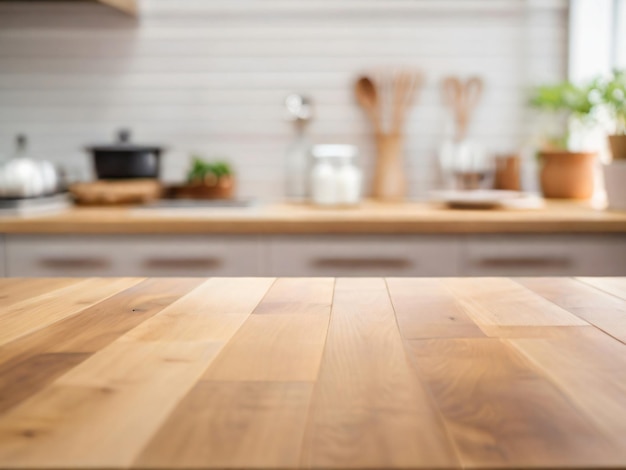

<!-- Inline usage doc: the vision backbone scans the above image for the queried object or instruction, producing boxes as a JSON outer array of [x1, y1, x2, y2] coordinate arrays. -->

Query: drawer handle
[[312, 257, 413, 269], [474, 256, 572, 268], [143, 258, 222, 270], [39, 258, 110, 269]]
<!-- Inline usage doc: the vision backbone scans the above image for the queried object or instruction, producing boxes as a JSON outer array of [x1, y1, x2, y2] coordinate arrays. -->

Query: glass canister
[[310, 145, 361, 207]]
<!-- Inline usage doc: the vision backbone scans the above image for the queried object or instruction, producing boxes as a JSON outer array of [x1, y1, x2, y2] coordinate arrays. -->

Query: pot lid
[[86, 129, 164, 153]]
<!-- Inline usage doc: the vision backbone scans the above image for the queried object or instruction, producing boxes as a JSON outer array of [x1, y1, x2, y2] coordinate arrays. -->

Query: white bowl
[[603, 161, 626, 211]]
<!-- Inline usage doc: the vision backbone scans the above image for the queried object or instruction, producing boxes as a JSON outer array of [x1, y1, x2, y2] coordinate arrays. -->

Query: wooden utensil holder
[[373, 133, 407, 200]]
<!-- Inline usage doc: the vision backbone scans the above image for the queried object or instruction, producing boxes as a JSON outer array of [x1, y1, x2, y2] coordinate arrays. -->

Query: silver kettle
[[0, 135, 61, 198]]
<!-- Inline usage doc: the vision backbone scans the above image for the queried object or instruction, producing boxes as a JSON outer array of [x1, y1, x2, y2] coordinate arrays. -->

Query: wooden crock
[[539, 151, 596, 199], [373, 133, 407, 201]]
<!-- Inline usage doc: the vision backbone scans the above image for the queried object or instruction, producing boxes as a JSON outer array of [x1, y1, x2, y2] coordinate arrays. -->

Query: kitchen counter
[[0, 200, 625, 234], [0, 276, 625, 469]]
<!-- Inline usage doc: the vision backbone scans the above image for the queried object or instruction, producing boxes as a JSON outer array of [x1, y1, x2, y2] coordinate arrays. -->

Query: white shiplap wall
[[0, 0, 567, 199]]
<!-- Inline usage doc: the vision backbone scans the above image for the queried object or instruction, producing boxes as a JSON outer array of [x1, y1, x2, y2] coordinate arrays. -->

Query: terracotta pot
[[608, 135, 626, 160], [168, 175, 236, 199], [539, 151, 596, 199]]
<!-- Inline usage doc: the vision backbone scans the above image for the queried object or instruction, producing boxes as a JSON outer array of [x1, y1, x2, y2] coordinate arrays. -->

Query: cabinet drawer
[[462, 235, 626, 276], [6, 235, 264, 277], [120, 236, 263, 276], [268, 235, 460, 277]]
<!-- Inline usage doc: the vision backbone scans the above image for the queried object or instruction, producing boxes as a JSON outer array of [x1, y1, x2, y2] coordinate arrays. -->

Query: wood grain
[[0, 277, 143, 346], [405, 337, 626, 468], [577, 277, 626, 300], [137, 381, 314, 469], [202, 278, 332, 381], [0, 278, 204, 414], [251, 277, 334, 315], [0, 278, 273, 468], [508, 328, 626, 449], [386, 278, 485, 339], [0, 277, 625, 469], [300, 278, 459, 469], [441, 277, 588, 328], [517, 277, 626, 343], [0, 278, 82, 309]]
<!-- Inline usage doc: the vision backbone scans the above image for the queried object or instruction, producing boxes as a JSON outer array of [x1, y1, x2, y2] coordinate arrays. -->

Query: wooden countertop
[[1, 200, 626, 234], [1, 277, 626, 469]]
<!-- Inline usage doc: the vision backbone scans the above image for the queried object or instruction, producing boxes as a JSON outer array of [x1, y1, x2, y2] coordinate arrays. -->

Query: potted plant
[[530, 80, 599, 199], [597, 70, 626, 210], [170, 157, 235, 199], [598, 69, 626, 160]]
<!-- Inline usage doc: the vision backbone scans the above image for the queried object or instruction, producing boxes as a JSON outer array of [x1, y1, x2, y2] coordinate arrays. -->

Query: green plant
[[187, 156, 233, 183], [598, 69, 626, 134], [529, 80, 600, 150]]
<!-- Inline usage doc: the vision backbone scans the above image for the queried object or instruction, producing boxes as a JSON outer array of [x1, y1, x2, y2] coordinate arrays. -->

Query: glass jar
[[310, 145, 361, 207]]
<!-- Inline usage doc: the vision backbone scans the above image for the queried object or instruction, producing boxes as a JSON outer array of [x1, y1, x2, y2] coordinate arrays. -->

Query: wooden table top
[[1, 277, 626, 469], [1, 200, 626, 234]]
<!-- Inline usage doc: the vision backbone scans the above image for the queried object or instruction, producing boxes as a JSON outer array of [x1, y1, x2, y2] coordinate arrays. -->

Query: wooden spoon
[[459, 76, 484, 138], [441, 76, 465, 140], [355, 76, 381, 133]]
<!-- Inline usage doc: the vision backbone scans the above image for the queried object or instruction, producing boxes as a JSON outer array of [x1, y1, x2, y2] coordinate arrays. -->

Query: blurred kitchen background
[[0, 0, 570, 199]]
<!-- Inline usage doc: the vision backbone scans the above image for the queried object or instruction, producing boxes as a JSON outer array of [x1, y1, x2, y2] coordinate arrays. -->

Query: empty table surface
[[0, 277, 625, 469]]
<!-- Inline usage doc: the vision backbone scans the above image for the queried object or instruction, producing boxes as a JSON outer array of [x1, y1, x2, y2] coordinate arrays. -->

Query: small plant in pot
[[171, 157, 235, 199], [598, 69, 626, 160], [530, 80, 599, 199], [597, 69, 626, 210]]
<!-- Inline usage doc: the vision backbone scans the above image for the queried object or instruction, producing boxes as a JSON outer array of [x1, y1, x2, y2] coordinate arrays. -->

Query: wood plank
[[136, 278, 331, 467], [136, 381, 313, 469], [0, 278, 274, 468], [509, 328, 626, 436], [386, 278, 485, 339], [300, 278, 459, 469], [201, 314, 329, 382], [0, 352, 90, 416], [517, 277, 626, 343], [251, 277, 334, 315], [202, 278, 332, 382], [0, 278, 83, 309], [121, 277, 276, 343], [0, 277, 143, 346], [441, 278, 589, 328], [0, 278, 204, 414], [405, 337, 626, 468], [577, 277, 626, 300], [508, 327, 626, 447]]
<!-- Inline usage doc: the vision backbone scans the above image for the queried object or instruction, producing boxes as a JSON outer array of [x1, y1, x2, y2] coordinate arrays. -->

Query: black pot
[[86, 129, 164, 179]]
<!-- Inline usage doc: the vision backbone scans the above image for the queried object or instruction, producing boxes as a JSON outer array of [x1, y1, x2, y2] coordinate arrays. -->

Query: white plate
[[430, 190, 543, 209]]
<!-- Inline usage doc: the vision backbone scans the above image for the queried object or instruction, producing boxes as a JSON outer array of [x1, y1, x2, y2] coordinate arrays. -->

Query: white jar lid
[[311, 144, 358, 159]]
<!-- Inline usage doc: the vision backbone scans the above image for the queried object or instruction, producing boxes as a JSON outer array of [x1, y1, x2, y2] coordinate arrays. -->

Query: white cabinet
[[267, 235, 461, 277], [461, 235, 626, 276], [4, 233, 626, 278], [6, 235, 264, 277]]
